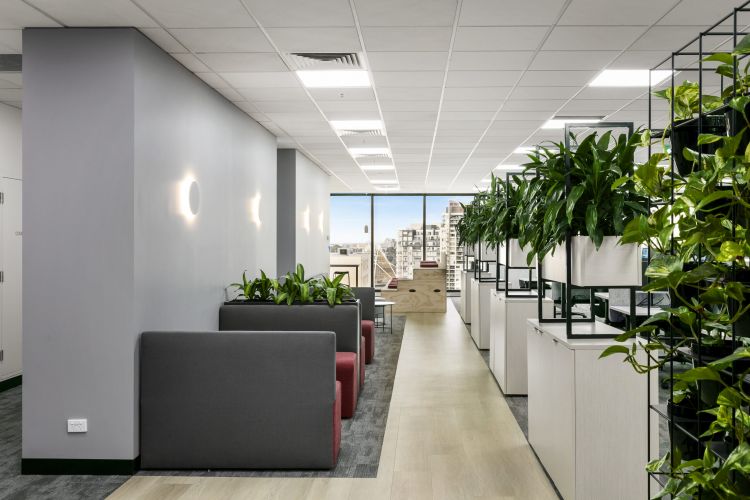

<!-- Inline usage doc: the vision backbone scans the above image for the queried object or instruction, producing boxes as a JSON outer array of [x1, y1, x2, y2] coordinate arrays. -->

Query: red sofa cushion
[[335, 352, 358, 418], [420, 260, 438, 267], [360, 335, 366, 387], [361, 320, 375, 364], [387, 278, 399, 289], [332, 381, 342, 466]]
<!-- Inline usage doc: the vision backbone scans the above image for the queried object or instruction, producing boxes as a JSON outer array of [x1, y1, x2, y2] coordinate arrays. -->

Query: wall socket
[[67, 419, 88, 433]]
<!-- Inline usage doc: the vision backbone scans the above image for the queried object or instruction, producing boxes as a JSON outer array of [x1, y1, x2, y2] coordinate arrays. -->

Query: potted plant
[[653, 80, 725, 176], [487, 174, 536, 267], [521, 130, 649, 286]]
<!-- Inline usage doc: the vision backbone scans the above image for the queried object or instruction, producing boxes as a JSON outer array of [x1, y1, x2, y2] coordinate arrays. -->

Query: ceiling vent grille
[[288, 52, 363, 71], [339, 129, 383, 137]]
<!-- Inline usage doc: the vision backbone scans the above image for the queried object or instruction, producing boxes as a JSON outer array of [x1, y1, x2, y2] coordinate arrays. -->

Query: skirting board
[[22, 457, 140, 475], [0, 374, 21, 393]]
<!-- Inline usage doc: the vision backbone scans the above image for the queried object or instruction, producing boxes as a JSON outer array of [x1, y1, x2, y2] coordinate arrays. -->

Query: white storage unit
[[489, 290, 552, 395], [526, 319, 656, 500], [469, 278, 495, 349], [0, 177, 22, 384], [542, 236, 642, 287], [459, 270, 470, 323]]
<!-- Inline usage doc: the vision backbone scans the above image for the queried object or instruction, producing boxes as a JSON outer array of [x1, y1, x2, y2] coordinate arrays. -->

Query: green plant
[[653, 81, 723, 122], [229, 264, 354, 307], [520, 130, 649, 262]]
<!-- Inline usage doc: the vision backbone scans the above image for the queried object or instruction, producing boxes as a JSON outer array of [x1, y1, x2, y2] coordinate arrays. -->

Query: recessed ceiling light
[[330, 120, 384, 133], [513, 146, 536, 154], [370, 179, 399, 185], [480, 177, 491, 183], [542, 117, 603, 129], [297, 70, 370, 88], [349, 147, 390, 157], [361, 164, 395, 171], [374, 185, 400, 192], [494, 164, 521, 171], [589, 69, 672, 87]]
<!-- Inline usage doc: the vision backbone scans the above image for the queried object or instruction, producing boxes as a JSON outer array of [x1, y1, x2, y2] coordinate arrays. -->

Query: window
[[373, 196, 422, 287], [328, 196, 371, 287], [426, 196, 473, 291]]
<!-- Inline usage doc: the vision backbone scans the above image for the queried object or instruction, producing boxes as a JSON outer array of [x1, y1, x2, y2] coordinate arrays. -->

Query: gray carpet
[[0, 316, 406, 498]]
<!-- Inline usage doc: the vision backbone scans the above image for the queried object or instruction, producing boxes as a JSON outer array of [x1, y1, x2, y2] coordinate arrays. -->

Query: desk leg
[[389, 305, 393, 334]]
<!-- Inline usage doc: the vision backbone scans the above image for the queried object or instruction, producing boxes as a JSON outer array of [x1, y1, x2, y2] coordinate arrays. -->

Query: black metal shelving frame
[[536, 121, 640, 339], [474, 236, 498, 284], [496, 171, 535, 297], [645, 4, 750, 495]]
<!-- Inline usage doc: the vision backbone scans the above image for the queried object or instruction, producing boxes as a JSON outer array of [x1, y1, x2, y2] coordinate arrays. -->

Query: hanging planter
[[499, 238, 536, 267], [542, 236, 642, 287]]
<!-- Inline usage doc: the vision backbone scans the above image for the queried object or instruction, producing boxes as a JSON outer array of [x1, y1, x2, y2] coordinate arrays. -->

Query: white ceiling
[[0, 0, 747, 192]]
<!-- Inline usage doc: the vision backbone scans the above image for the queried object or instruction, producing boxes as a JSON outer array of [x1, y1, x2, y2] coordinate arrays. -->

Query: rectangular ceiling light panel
[[297, 70, 371, 88]]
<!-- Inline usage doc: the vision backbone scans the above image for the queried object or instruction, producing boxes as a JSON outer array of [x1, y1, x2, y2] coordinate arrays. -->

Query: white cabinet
[[0, 177, 21, 383], [489, 290, 552, 395], [469, 278, 494, 349], [459, 271, 470, 323], [526, 320, 656, 500]]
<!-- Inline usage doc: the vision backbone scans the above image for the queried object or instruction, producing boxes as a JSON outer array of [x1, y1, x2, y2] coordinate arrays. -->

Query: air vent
[[339, 129, 383, 137], [288, 52, 363, 71], [0, 55, 21, 72]]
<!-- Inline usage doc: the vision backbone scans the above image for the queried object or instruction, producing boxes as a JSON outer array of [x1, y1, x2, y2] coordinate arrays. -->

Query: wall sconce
[[179, 175, 199, 221], [248, 191, 262, 228], [302, 205, 310, 234]]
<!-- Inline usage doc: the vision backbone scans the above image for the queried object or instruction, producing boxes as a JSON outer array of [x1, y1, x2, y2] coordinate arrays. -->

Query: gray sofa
[[352, 287, 375, 322], [140, 330, 340, 470]]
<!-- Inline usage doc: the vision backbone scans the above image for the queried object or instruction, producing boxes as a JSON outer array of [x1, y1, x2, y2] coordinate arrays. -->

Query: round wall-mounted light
[[179, 175, 200, 221]]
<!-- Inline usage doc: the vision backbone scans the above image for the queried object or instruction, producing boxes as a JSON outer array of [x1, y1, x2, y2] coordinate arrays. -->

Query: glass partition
[[329, 196, 371, 287]]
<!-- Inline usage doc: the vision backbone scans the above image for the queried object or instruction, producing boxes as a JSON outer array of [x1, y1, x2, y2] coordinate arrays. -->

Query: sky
[[330, 195, 473, 245]]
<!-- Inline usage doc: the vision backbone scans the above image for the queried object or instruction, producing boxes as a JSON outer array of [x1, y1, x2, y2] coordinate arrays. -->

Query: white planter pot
[[478, 242, 497, 261], [498, 239, 536, 268], [542, 236, 642, 287]]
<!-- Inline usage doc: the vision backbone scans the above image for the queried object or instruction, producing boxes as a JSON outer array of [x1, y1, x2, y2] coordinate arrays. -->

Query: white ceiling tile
[[543, 26, 645, 51], [0, 1, 58, 28], [450, 51, 534, 70], [170, 53, 210, 72], [27, 0, 158, 27], [198, 52, 287, 72], [438, 119, 489, 130], [380, 100, 439, 111], [317, 100, 380, 113], [266, 27, 361, 52], [140, 28, 187, 53], [502, 99, 566, 111], [558, 0, 669, 26], [629, 26, 706, 51], [442, 87, 512, 100], [171, 28, 273, 53], [135, 0, 256, 28], [341, 135, 388, 147], [608, 50, 673, 69], [440, 111, 495, 120], [459, 0, 567, 26], [216, 86, 244, 101], [244, 0, 354, 27], [236, 86, 308, 101], [657, 0, 745, 26], [367, 51, 448, 71], [377, 87, 443, 100], [560, 99, 632, 113], [575, 86, 647, 100], [509, 85, 580, 100], [494, 110, 553, 120], [308, 88, 376, 101], [355, 0, 457, 26], [441, 100, 502, 111], [0, 30, 22, 53], [194, 72, 227, 87], [530, 50, 620, 71], [254, 100, 318, 113], [518, 70, 596, 87], [361, 27, 452, 51], [453, 27, 549, 51], [219, 71, 297, 87], [373, 71, 445, 87], [325, 109, 381, 120], [446, 70, 522, 87], [384, 111, 438, 121]]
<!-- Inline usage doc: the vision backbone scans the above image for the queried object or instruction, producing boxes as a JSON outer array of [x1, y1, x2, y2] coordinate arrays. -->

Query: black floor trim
[[0, 375, 21, 393], [21, 457, 140, 475]]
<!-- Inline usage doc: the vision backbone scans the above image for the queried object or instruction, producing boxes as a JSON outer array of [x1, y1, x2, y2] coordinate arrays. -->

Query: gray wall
[[276, 149, 296, 276], [276, 149, 330, 277], [23, 28, 277, 461]]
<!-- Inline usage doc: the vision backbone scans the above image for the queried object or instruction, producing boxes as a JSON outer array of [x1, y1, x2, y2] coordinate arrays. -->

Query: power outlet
[[67, 419, 88, 433]]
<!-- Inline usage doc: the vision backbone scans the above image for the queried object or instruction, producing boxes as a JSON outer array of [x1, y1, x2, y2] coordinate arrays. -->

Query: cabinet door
[[527, 325, 550, 464], [0, 178, 21, 380], [549, 337, 575, 500]]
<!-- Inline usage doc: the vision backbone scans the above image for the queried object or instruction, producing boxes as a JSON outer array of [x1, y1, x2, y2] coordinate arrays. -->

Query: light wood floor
[[109, 303, 558, 500]]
